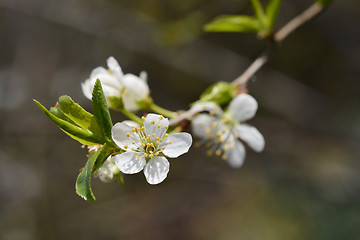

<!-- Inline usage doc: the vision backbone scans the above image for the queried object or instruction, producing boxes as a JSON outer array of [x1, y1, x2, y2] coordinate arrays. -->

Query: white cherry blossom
[[191, 94, 264, 168], [81, 56, 150, 111], [94, 157, 119, 183], [111, 113, 192, 184]]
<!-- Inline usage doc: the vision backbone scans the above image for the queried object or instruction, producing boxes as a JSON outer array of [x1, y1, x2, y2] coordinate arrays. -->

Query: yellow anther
[[135, 156, 139, 159], [157, 124, 161, 128], [156, 137, 160, 141], [155, 152, 159, 156], [124, 145, 128, 149], [132, 147, 135, 151], [144, 153, 148, 157], [142, 143, 146, 147], [156, 141, 160, 145], [132, 128, 136, 132], [152, 133, 155, 137], [149, 150, 153, 154], [149, 154, 154, 158], [146, 137, 150, 141], [150, 143, 154, 147], [159, 115, 164, 120], [165, 133, 169, 138], [147, 143, 151, 147], [164, 126, 168, 130], [132, 141, 135, 144], [147, 135, 151, 138], [169, 141, 173, 144], [215, 149, 221, 156], [162, 146, 166, 150], [142, 137, 145, 141], [127, 133, 130, 137], [216, 130, 222, 136], [151, 121, 155, 125], [222, 155, 227, 160], [205, 128, 211, 134], [141, 116, 145, 121], [206, 150, 213, 156], [141, 126, 145, 131]]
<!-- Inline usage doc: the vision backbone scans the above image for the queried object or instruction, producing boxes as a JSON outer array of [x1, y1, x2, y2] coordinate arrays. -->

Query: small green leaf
[[75, 144, 113, 201], [204, 15, 261, 32], [251, 0, 267, 24], [192, 81, 237, 106], [92, 79, 113, 141], [58, 96, 102, 137], [316, 0, 333, 6], [34, 100, 103, 144], [265, 0, 281, 30], [92, 144, 116, 174]]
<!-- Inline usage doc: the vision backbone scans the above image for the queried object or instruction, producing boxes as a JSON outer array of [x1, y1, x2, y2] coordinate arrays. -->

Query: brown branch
[[170, 2, 326, 126]]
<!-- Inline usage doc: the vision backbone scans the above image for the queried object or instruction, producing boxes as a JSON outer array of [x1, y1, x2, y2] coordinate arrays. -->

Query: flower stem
[[149, 103, 177, 119], [121, 109, 143, 125]]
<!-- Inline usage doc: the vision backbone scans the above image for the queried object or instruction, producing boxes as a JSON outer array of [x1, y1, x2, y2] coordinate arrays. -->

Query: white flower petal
[[227, 140, 246, 168], [107, 56, 124, 79], [144, 156, 170, 184], [190, 102, 223, 116], [144, 113, 169, 140], [162, 133, 192, 158], [191, 114, 220, 140], [121, 120, 140, 129], [235, 124, 265, 152], [122, 73, 150, 111], [112, 122, 141, 150], [90, 67, 107, 79], [228, 94, 258, 122], [113, 152, 145, 174], [139, 71, 148, 82], [81, 80, 94, 100]]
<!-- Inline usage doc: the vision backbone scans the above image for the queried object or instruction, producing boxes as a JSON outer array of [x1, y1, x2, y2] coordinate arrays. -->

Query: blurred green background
[[1, 0, 360, 239]]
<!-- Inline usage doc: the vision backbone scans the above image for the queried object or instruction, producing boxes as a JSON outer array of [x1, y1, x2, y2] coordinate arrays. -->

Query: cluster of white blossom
[[82, 57, 264, 185]]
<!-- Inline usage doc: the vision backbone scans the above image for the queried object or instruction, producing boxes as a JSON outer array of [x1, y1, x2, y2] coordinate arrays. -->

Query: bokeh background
[[1, 0, 360, 239]]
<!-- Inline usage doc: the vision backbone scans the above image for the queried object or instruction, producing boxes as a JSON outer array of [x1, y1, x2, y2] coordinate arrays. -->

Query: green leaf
[[92, 144, 116, 174], [316, 0, 333, 6], [92, 79, 113, 141], [58, 96, 103, 137], [192, 81, 237, 106], [251, 0, 267, 24], [75, 144, 113, 201], [50, 106, 104, 146], [204, 15, 261, 33], [34, 100, 103, 144], [265, 0, 281, 30]]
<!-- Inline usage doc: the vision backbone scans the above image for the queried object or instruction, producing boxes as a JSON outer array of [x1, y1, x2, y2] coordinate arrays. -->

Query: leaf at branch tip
[[58, 95, 103, 137], [34, 100, 103, 145], [251, 0, 267, 24], [92, 79, 113, 141], [204, 15, 261, 33], [266, 0, 282, 30]]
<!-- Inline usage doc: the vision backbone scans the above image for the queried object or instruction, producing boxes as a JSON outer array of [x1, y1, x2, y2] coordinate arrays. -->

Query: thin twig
[[232, 2, 325, 87], [170, 2, 325, 126]]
